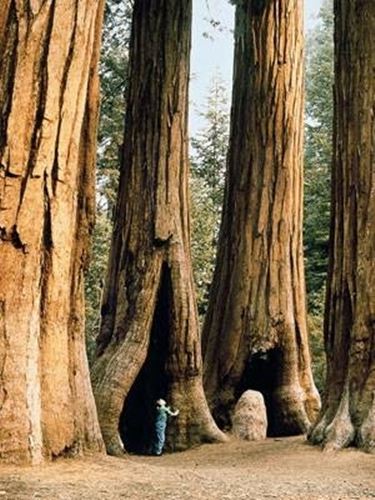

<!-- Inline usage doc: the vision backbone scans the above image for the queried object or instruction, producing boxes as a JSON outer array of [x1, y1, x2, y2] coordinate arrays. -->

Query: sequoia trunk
[[309, 0, 375, 451], [91, 0, 225, 456], [202, 0, 320, 435], [0, 1, 105, 464]]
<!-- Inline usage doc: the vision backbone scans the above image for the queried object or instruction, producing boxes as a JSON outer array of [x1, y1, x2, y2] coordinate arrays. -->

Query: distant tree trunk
[[0, 1, 105, 464], [202, 0, 321, 435], [91, 0, 225, 456], [309, 0, 375, 451]]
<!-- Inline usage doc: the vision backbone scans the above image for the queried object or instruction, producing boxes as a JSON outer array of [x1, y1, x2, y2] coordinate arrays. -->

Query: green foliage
[[191, 74, 229, 207], [304, 0, 333, 392], [85, 1, 131, 360], [85, 213, 113, 363], [97, 0, 131, 217], [190, 177, 219, 316], [308, 309, 326, 396], [304, 0, 333, 314], [190, 73, 230, 317]]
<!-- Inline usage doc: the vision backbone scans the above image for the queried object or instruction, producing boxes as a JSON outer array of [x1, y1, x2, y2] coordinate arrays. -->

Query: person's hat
[[156, 398, 166, 406]]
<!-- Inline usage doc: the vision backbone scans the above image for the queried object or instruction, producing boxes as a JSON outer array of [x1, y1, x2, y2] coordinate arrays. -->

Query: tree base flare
[[166, 379, 228, 452], [308, 385, 375, 452], [269, 384, 313, 436]]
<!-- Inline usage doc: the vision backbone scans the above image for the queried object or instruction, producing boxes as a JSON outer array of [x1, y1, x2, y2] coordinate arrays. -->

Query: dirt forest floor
[[0, 437, 374, 500]]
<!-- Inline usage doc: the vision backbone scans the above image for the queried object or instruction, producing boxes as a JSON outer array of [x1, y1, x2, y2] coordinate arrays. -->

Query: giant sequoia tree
[[309, 0, 375, 451], [0, 1, 105, 463], [92, 0, 225, 456], [202, 0, 320, 435]]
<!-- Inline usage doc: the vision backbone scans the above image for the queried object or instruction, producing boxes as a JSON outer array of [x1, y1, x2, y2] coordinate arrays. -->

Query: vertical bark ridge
[[17, 1, 55, 218], [50, 3, 77, 195], [0, 1, 18, 159], [64, 0, 105, 455]]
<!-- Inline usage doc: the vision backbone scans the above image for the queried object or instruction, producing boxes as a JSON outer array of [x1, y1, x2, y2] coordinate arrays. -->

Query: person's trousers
[[152, 421, 166, 455]]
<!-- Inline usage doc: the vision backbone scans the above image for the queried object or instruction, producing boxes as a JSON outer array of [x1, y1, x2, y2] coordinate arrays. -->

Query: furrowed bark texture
[[91, 0, 225, 456], [309, 0, 375, 452], [202, 0, 320, 435], [0, 0, 105, 464]]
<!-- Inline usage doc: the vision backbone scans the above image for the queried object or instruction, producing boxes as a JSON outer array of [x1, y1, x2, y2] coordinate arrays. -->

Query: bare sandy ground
[[0, 436, 374, 499]]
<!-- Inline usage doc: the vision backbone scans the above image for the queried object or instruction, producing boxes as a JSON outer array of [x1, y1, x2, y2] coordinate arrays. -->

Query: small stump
[[232, 390, 267, 440]]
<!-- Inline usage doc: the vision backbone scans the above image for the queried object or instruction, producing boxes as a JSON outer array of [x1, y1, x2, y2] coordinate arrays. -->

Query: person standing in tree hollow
[[152, 398, 179, 455]]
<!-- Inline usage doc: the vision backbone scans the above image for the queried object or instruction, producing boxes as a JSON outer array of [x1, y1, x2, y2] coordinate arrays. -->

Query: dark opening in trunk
[[119, 264, 172, 454], [236, 348, 281, 435]]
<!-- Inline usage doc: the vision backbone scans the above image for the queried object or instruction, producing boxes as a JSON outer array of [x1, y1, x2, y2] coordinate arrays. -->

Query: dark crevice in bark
[[39, 171, 53, 321], [0, 224, 28, 252], [251, 0, 268, 16], [74, 159, 91, 272], [10, 225, 27, 251], [51, 441, 80, 460], [0, 300, 9, 411], [0, 1, 18, 159], [42, 173, 53, 250], [342, 282, 353, 348], [154, 234, 172, 247], [365, 314, 375, 378], [4, 170, 20, 178], [294, 320, 304, 374], [119, 263, 171, 454]]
